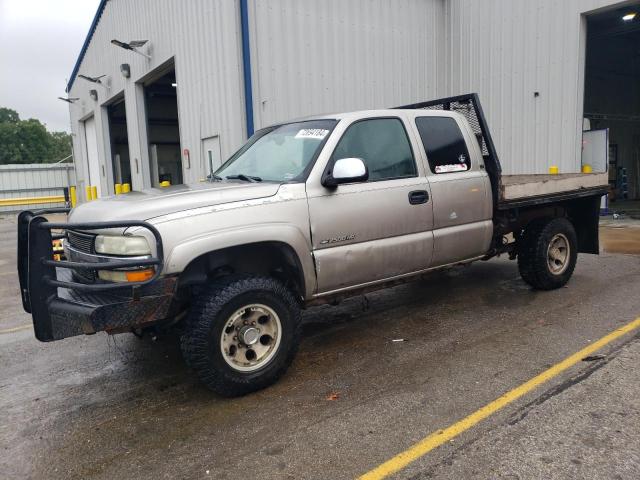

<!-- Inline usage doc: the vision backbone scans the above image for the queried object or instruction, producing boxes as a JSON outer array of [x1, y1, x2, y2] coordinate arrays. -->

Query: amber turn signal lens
[[125, 269, 155, 282]]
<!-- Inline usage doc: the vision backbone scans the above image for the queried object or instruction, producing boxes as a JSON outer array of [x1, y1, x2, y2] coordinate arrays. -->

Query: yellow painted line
[[359, 316, 640, 480], [0, 195, 65, 207], [0, 324, 33, 334]]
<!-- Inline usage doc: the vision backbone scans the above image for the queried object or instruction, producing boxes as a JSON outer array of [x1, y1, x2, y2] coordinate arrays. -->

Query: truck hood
[[68, 181, 282, 223]]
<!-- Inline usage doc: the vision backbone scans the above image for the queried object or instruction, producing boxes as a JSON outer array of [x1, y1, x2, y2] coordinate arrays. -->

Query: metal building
[[67, 0, 640, 201]]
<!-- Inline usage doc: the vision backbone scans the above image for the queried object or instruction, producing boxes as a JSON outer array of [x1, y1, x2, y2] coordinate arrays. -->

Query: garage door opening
[[144, 67, 183, 187], [584, 5, 640, 208], [106, 96, 131, 190]]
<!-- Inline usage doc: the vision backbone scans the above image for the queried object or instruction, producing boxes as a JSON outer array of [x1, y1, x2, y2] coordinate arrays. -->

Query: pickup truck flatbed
[[19, 93, 608, 396], [500, 173, 608, 205]]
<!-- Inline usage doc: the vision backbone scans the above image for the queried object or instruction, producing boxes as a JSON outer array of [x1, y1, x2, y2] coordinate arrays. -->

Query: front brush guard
[[17, 208, 175, 341]]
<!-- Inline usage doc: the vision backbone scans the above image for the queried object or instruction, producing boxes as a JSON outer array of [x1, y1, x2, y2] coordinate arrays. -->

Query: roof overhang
[[66, 0, 110, 93]]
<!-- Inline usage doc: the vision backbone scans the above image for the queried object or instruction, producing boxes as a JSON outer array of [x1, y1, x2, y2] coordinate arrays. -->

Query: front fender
[[165, 223, 316, 298]]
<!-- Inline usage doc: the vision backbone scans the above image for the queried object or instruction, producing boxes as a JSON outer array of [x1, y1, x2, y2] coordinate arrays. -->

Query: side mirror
[[322, 158, 368, 188]]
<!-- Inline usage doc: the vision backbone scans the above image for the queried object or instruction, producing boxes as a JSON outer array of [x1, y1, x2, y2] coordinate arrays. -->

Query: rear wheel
[[517, 217, 578, 290], [180, 275, 301, 396]]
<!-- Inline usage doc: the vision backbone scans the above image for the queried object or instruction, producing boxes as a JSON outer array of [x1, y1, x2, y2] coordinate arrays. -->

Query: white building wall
[[248, 0, 446, 129], [68, 0, 246, 199], [443, 0, 628, 175], [68, 0, 629, 198]]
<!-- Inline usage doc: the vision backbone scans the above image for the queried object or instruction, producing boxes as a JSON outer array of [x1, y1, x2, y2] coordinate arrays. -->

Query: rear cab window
[[415, 116, 471, 174]]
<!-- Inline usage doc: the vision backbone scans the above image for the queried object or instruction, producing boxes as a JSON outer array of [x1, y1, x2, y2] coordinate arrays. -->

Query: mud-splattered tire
[[518, 217, 578, 290], [180, 275, 301, 397]]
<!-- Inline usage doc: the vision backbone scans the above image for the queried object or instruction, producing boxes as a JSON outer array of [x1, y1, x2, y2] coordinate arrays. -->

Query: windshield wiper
[[226, 174, 262, 183], [208, 174, 223, 182]]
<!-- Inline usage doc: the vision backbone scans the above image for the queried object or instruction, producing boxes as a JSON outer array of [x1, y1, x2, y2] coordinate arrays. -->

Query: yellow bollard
[[91, 185, 98, 200], [114, 183, 122, 195], [70, 186, 77, 207], [548, 165, 559, 175], [85, 186, 93, 201], [122, 183, 131, 193], [581, 164, 593, 173], [160, 180, 171, 187]]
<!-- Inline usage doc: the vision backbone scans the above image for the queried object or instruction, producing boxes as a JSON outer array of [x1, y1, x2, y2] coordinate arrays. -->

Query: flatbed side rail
[[394, 93, 502, 208], [17, 209, 165, 341], [496, 186, 609, 210]]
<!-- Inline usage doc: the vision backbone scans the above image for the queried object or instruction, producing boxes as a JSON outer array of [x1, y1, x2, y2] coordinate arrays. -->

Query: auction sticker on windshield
[[295, 129, 329, 140]]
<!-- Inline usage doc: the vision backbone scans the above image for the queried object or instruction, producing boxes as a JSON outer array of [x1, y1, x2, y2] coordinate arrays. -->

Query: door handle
[[408, 190, 429, 205]]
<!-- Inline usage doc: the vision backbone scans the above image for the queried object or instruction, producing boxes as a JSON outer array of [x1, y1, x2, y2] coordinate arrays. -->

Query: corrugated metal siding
[[68, 0, 246, 195], [0, 164, 76, 213], [444, 0, 622, 175], [248, 0, 445, 128], [67, 0, 627, 198]]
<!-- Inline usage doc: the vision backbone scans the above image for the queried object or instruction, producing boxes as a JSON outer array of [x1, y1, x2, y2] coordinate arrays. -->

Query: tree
[[0, 107, 19, 124], [0, 122, 23, 164], [48, 131, 73, 162], [0, 107, 72, 164], [17, 119, 50, 163]]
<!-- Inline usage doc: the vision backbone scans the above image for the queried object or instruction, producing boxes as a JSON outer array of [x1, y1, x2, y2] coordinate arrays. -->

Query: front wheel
[[517, 217, 578, 290], [180, 275, 302, 396]]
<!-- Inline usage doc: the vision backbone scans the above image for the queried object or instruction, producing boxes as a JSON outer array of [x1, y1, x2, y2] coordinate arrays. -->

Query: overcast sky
[[0, 0, 101, 132]]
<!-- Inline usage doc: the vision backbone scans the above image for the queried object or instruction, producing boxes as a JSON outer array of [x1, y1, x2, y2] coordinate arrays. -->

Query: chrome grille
[[67, 231, 98, 283], [67, 231, 95, 254], [73, 268, 97, 283]]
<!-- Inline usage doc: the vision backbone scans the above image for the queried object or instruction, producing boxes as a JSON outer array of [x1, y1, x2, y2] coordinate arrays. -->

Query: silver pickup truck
[[18, 94, 607, 396]]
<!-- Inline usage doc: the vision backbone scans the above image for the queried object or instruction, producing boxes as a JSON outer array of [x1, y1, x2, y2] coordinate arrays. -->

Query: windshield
[[215, 119, 337, 182]]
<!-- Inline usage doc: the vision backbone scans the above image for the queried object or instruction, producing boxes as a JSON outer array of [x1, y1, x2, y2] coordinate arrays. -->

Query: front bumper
[[18, 209, 176, 341]]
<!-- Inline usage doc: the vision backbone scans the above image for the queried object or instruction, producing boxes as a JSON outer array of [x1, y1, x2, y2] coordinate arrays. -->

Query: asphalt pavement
[[1, 214, 639, 479]]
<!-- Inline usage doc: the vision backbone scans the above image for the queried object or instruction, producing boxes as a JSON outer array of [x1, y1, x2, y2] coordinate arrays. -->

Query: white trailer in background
[[582, 129, 610, 211]]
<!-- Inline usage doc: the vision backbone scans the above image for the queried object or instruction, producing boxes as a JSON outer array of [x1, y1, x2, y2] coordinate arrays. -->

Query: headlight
[[98, 268, 155, 282], [94, 235, 151, 256]]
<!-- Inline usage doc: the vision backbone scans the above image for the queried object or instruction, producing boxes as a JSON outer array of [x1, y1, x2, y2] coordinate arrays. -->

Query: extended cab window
[[415, 116, 471, 174], [332, 118, 416, 181]]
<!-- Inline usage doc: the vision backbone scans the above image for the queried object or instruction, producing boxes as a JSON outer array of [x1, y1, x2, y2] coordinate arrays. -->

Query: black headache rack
[[394, 93, 503, 208], [18, 208, 176, 342]]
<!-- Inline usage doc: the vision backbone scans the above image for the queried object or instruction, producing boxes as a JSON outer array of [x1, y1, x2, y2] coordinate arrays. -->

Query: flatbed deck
[[499, 172, 608, 207]]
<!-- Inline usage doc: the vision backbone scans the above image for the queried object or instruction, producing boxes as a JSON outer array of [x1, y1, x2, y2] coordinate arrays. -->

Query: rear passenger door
[[414, 116, 493, 266]]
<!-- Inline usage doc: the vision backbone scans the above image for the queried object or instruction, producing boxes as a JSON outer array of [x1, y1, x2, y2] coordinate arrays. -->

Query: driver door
[[306, 117, 434, 295]]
